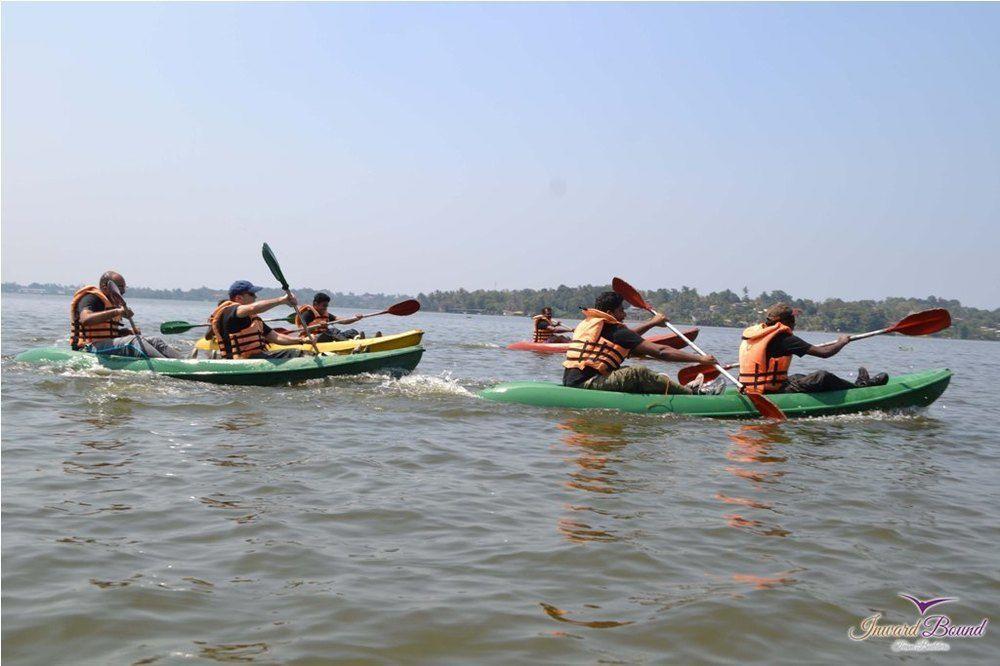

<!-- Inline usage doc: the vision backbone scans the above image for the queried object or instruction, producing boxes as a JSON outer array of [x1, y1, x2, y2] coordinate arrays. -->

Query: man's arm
[[266, 329, 307, 346], [235, 293, 296, 318], [332, 314, 364, 326], [78, 305, 131, 325], [633, 340, 716, 366], [804, 335, 850, 359], [630, 313, 667, 337]]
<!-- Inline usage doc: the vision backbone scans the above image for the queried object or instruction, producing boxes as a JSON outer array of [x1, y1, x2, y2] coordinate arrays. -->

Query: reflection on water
[[556, 417, 633, 543], [721, 424, 791, 539], [539, 602, 634, 628]]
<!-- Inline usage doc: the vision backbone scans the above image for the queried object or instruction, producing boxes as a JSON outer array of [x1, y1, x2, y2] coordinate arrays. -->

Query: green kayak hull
[[14, 345, 424, 387], [480, 369, 951, 419]]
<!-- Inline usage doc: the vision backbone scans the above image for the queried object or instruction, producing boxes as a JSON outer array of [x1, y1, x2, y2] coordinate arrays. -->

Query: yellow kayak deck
[[195, 329, 424, 355]]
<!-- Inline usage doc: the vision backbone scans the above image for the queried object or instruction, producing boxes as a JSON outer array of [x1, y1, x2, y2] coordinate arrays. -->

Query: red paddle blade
[[611, 277, 653, 311], [387, 299, 421, 316], [887, 308, 951, 336], [678, 363, 720, 385], [747, 393, 787, 421]]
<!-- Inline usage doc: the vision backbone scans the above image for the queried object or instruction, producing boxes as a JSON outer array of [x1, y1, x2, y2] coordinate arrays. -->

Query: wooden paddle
[[676, 308, 953, 385], [261, 242, 322, 355], [612, 277, 786, 421]]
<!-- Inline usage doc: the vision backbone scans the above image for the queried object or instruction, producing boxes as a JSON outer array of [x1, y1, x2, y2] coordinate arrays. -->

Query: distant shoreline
[[3, 281, 998, 341]]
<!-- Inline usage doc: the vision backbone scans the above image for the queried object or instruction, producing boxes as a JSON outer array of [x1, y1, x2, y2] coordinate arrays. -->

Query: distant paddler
[[295, 292, 366, 342], [70, 271, 184, 358], [209, 281, 312, 359], [533, 307, 572, 344], [563, 291, 723, 395]]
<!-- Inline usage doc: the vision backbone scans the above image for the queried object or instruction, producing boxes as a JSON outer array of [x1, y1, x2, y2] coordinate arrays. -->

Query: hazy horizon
[[4, 3, 999, 308]]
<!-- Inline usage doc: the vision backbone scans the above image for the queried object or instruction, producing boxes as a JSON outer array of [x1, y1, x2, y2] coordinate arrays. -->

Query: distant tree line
[[5, 281, 998, 340], [414, 285, 998, 341]]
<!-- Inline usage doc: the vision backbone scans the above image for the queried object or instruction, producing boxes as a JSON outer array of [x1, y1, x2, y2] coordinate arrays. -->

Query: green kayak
[[14, 345, 424, 387], [480, 369, 951, 419]]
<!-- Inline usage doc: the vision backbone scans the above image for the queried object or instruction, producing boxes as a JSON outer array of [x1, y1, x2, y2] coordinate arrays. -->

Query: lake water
[[2, 293, 998, 663]]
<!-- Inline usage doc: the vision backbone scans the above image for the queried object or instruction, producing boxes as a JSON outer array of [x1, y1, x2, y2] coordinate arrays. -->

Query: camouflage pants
[[583, 365, 693, 395]]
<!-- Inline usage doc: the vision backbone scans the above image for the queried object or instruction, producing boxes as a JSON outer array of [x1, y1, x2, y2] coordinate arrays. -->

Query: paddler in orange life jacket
[[532, 307, 572, 344], [295, 292, 365, 343], [209, 281, 313, 359], [563, 291, 722, 395], [738, 303, 888, 394], [70, 271, 184, 358]]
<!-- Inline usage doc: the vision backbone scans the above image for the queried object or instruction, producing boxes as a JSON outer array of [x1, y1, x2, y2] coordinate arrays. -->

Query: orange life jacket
[[738, 322, 794, 394], [210, 300, 267, 359], [295, 304, 330, 336], [70, 286, 122, 350], [533, 314, 555, 342], [563, 309, 631, 375]]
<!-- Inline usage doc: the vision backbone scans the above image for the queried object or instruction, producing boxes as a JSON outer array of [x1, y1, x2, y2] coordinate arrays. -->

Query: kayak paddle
[[262, 242, 322, 355], [105, 279, 141, 336], [675, 308, 953, 385], [161, 316, 292, 335], [677, 362, 738, 386], [612, 277, 786, 421], [356, 299, 421, 320]]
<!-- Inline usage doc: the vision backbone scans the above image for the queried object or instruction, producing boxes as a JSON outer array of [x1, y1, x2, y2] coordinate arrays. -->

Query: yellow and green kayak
[[15, 345, 424, 387], [194, 329, 424, 355]]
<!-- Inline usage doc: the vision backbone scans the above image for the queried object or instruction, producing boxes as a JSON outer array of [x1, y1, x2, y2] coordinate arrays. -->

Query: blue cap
[[228, 280, 264, 299]]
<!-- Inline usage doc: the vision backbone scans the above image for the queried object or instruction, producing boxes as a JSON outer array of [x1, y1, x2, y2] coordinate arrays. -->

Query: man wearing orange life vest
[[738, 303, 888, 394], [70, 271, 184, 358], [563, 291, 720, 395], [209, 281, 313, 360], [533, 307, 572, 344], [296, 292, 364, 343]]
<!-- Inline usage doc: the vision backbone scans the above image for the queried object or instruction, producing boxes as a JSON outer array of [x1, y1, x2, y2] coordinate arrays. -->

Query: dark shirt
[[76, 293, 106, 316], [218, 305, 273, 337], [766, 332, 812, 358], [562, 323, 644, 387], [76, 293, 130, 336]]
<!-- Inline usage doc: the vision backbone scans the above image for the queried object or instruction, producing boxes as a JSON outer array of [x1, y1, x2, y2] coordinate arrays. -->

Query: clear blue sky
[[3, 3, 998, 307]]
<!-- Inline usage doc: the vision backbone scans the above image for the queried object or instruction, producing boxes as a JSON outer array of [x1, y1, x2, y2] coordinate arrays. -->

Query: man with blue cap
[[208, 280, 310, 359]]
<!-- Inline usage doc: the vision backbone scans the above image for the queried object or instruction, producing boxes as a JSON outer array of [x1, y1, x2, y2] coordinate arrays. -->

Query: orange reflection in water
[[555, 417, 633, 544], [717, 423, 790, 538]]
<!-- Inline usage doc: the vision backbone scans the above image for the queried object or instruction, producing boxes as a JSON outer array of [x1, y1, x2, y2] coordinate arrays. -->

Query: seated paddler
[[70, 271, 183, 358], [210, 281, 312, 359], [533, 307, 572, 344], [739, 303, 889, 394], [295, 292, 365, 342], [563, 291, 721, 395]]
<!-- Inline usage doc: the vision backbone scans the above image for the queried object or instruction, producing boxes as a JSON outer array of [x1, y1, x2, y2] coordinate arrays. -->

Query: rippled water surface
[[3, 293, 998, 663]]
